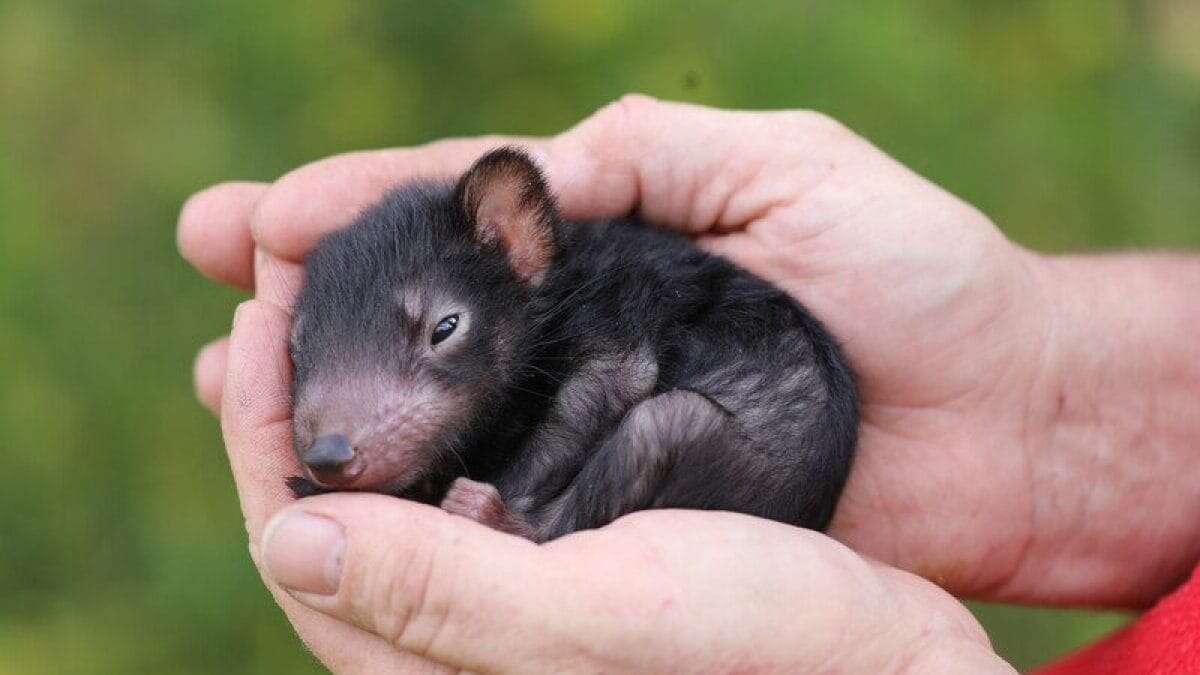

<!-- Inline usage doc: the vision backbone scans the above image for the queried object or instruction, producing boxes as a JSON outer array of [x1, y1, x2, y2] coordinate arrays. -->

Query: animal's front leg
[[440, 477, 538, 540], [537, 389, 741, 540], [496, 345, 660, 509]]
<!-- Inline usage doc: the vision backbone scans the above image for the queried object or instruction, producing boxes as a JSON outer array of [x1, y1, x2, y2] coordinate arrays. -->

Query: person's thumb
[[257, 492, 569, 672]]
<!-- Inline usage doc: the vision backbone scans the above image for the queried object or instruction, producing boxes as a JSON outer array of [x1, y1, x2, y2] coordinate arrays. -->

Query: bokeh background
[[2, 1, 1198, 672]]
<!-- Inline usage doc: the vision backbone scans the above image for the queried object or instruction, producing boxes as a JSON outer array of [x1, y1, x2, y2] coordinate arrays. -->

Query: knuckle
[[248, 177, 294, 246], [248, 150, 368, 247], [249, 155, 341, 245], [607, 92, 661, 120], [577, 92, 661, 146], [777, 109, 855, 144], [346, 532, 456, 657]]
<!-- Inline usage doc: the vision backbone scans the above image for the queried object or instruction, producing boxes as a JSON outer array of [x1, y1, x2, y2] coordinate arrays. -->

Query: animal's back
[[539, 218, 858, 529]]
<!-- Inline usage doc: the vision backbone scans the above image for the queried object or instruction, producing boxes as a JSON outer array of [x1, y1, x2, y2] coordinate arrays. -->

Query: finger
[[252, 137, 543, 262], [193, 337, 229, 416], [254, 247, 304, 312], [178, 181, 267, 289], [221, 299, 300, 539], [250, 548, 451, 674], [260, 493, 569, 672], [253, 97, 861, 266], [542, 94, 853, 233]]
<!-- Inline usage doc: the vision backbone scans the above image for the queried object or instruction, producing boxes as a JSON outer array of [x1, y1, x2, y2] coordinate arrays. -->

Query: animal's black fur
[[288, 148, 858, 541]]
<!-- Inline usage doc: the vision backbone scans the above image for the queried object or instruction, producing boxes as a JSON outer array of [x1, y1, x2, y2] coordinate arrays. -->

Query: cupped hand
[[182, 97, 1072, 603], [217, 298, 1013, 673], [259, 480, 1010, 673]]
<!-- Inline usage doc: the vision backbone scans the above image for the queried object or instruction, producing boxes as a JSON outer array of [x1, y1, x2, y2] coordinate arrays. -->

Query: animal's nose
[[302, 434, 356, 474]]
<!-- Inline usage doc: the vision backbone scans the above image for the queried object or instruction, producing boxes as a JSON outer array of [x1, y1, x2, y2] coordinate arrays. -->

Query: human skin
[[180, 96, 1200, 672]]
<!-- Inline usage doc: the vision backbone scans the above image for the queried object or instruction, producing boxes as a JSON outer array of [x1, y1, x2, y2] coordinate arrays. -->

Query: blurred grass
[[1, 1, 1197, 672]]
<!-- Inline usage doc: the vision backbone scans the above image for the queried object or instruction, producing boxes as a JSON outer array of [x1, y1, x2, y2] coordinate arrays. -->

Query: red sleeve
[[1035, 565, 1200, 675]]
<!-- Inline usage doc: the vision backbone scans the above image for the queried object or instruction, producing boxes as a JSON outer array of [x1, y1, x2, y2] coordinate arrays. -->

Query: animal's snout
[[291, 377, 448, 492], [302, 433, 361, 485]]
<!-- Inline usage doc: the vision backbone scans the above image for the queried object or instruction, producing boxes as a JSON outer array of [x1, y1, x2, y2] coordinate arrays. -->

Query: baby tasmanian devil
[[287, 148, 858, 542]]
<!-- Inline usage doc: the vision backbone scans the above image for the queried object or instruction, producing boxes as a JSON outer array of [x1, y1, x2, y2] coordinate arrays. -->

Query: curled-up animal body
[[286, 147, 859, 542]]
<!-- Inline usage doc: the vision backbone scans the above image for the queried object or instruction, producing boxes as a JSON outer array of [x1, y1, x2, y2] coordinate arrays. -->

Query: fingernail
[[261, 510, 345, 595], [231, 300, 252, 329]]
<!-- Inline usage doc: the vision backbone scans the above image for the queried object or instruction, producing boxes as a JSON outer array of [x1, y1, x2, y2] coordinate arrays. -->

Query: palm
[[702, 159, 1046, 595]]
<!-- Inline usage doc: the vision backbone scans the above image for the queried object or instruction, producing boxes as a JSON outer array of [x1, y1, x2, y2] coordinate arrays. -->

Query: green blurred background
[[2, 1, 1197, 672]]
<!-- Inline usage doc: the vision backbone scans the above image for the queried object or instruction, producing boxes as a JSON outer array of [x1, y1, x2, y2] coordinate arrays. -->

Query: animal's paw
[[441, 477, 507, 523], [286, 475, 330, 499], [440, 477, 536, 540]]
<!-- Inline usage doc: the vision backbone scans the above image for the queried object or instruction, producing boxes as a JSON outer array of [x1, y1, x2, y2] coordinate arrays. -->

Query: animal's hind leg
[[536, 389, 747, 540], [440, 477, 537, 540]]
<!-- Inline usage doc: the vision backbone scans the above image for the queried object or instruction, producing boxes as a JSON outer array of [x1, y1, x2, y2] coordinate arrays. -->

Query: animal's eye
[[431, 314, 459, 346]]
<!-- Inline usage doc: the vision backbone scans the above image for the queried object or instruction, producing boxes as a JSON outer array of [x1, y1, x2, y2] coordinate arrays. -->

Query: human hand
[[208, 299, 1013, 673], [181, 96, 1200, 621], [257, 489, 1012, 673]]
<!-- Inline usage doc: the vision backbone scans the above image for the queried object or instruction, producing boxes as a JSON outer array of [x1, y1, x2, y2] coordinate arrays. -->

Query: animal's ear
[[455, 148, 557, 284]]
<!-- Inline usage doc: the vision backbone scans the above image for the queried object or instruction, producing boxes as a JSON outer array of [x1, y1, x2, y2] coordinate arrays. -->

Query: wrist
[[1016, 252, 1200, 606]]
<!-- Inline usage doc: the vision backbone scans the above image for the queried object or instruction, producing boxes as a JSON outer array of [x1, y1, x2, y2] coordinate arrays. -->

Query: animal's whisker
[[528, 260, 642, 327], [441, 439, 470, 477], [518, 363, 567, 384]]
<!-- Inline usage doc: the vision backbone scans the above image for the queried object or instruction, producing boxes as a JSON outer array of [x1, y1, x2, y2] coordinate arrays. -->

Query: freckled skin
[[287, 148, 859, 541]]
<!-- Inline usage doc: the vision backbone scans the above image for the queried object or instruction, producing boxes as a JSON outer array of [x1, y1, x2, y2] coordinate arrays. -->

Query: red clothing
[[1036, 566, 1200, 674]]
